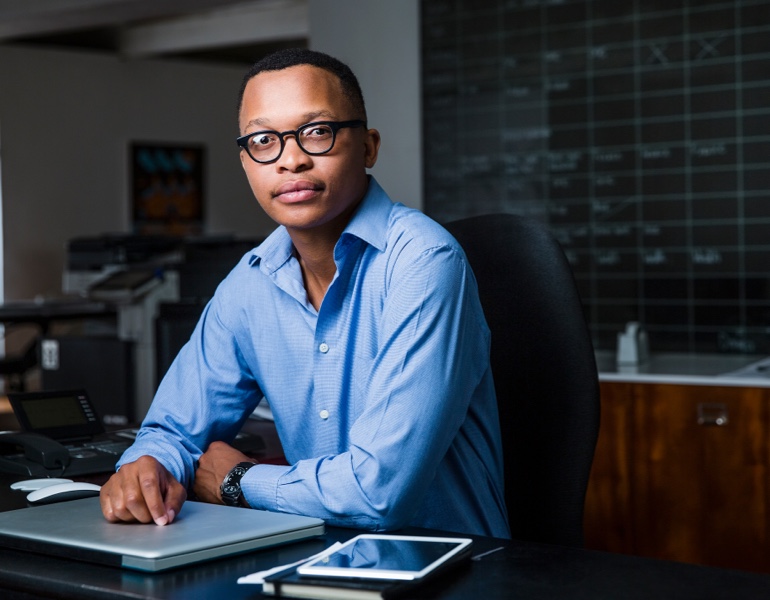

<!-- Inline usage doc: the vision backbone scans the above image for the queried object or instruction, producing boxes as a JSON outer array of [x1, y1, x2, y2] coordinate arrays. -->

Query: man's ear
[[364, 128, 381, 169]]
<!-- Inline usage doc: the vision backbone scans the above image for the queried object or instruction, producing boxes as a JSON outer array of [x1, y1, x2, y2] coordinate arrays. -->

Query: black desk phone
[[0, 389, 136, 477], [0, 389, 267, 478]]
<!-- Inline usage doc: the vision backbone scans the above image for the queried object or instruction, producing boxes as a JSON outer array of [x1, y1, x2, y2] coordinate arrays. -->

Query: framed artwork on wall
[[130, 142, 205, 236]]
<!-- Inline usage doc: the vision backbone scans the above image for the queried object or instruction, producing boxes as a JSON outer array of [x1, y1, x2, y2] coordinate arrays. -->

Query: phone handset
[[0, 432, 71, 474]]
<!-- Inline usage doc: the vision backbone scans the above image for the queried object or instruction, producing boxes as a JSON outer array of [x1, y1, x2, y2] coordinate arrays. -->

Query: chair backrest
[[445, 213, 600, 547]]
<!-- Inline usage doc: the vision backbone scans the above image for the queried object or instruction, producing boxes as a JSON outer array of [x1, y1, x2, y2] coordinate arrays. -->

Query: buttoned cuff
[[239, 463, 292, 512]]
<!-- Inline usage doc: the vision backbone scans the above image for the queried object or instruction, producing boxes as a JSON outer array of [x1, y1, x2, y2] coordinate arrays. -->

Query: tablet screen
[[296, 534, 473, 581]]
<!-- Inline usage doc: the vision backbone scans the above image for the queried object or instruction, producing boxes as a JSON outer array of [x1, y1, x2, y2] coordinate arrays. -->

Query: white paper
[[237, 542, 344, 584]]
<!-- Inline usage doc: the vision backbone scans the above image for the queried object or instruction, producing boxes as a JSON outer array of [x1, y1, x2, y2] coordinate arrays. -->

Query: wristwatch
[[220, 461, 257, 507]]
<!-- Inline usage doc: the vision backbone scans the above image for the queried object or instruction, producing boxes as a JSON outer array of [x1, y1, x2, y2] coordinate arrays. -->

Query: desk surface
[[1, 474, 770, 599], [0, 299, 114, 326]]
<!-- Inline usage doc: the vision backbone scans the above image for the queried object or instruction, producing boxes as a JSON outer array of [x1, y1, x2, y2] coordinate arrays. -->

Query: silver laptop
[[0, 497, 324, 572]]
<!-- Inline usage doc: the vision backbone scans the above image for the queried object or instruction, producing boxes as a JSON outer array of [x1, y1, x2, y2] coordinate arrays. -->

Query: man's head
[[237, 48, 367, 125], [236, 48, 380, 235]]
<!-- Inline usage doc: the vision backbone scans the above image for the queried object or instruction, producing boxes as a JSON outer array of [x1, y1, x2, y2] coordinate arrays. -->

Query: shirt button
[[319, 409, 330, 420], [319, 342, 329, 354]]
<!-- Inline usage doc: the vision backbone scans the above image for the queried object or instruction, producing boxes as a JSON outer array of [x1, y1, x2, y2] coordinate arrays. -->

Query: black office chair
[[445, 213, 600, 547]]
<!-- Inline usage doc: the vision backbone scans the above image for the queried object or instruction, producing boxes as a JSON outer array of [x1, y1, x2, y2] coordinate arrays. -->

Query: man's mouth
[[273, 180, 324, 203]]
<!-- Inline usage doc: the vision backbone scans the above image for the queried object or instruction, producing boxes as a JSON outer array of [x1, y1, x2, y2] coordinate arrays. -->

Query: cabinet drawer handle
[[697, 403, 729, 426]]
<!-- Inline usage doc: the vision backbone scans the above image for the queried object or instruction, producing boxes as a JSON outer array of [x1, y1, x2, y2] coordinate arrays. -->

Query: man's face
[[238, 65, 380, 233]]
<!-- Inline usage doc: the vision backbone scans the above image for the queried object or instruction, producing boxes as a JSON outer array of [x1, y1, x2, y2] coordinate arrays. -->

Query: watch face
[[221, 462, 254, 506], [222, 484, 239, 496], [226, 467, 247, 482]]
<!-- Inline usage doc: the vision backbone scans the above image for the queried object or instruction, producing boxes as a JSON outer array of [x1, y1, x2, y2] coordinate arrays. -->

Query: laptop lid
[[0, 497, 325, 572]]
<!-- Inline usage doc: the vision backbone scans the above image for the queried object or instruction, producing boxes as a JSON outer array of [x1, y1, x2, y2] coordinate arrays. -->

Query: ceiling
[[0, 0, 309, 65]]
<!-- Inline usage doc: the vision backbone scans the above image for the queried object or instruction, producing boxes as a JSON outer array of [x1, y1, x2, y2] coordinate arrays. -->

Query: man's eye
[[303, 126, 332, 139], [251, 134, 276, 146]]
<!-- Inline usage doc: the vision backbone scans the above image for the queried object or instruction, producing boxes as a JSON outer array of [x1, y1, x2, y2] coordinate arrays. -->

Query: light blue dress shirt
[[118, 177, 509, 538]]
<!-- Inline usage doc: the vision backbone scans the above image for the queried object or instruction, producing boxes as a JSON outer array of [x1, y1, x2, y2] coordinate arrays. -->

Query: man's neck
[[294, 244, 335, 312], [286, 179, 369, 311], [289, 215, 350, 312]]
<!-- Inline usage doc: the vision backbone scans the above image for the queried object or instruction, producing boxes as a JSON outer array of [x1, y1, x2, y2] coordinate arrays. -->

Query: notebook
[[0, 497, 325, 572]]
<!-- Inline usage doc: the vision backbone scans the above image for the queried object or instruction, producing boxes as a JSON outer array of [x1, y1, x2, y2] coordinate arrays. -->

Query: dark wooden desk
[[1, 519, 769, 600], [1, 475, 770, 599]]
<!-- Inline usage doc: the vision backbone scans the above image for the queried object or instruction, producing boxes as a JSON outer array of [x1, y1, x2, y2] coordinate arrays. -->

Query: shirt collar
[[248, 176, 392, 272], [339, 176, 390, 253]]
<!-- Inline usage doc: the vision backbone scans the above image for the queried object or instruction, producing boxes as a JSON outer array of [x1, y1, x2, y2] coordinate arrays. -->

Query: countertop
[[596, 351, 770, 387]]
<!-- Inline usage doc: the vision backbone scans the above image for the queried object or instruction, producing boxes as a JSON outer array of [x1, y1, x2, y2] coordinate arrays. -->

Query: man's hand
[[99, 455, 186, 526], [194, 441, 255, 505]]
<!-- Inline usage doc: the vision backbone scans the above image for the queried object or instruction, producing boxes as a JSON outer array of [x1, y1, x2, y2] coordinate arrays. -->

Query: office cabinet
[[39, 335, 135, 427], [583, 382, 635, 553], [584, 381, 770, 573]]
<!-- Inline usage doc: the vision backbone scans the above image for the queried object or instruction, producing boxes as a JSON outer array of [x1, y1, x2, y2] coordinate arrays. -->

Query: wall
[[420, 1, 770, 355], [0, 45, 271, 301], [309, 0, 422, 210], [0, 1, 422, 303]]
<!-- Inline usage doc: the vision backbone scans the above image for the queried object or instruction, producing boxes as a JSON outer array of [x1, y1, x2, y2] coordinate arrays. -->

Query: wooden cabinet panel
[[584, 381, 770, 573], [632, 384, 770, 571], [584, 382, 635, 553]]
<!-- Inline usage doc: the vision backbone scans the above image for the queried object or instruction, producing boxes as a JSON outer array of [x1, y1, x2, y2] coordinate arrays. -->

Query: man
[[100, 48, 509, 538]]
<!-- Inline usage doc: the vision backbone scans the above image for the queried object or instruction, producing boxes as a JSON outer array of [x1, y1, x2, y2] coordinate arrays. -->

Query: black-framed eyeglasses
[[236, 120, 366, 164]]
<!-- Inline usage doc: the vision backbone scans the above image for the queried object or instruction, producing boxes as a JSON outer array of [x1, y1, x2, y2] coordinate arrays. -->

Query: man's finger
[[137, 467, 175, 526], [99, 489, 120, 523], [99, 456, 186, 526], [163, 481, 188, 524]]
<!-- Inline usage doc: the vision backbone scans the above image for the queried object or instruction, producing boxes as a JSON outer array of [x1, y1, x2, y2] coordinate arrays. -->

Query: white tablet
[[296, 534, 473, 581]]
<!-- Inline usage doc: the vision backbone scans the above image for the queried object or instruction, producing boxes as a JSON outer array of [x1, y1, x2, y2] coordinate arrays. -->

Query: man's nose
[[277, 134, 311, 168]]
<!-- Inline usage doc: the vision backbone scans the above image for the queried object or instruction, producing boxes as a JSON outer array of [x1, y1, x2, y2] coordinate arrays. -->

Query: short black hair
[[237, 48, 367, 127]]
